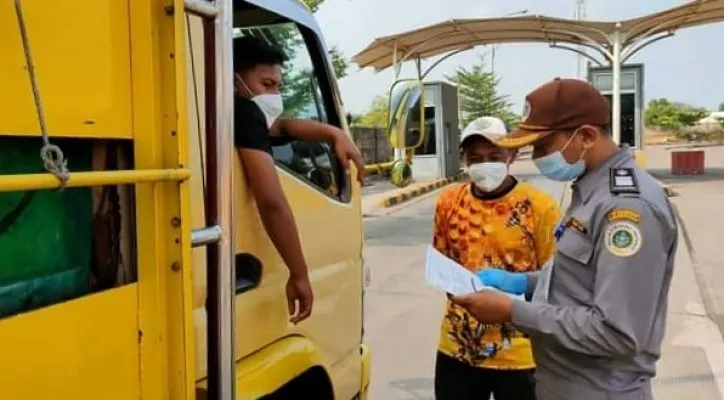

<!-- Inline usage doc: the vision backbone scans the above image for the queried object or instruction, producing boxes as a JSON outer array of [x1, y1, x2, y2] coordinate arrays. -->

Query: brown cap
[[496, 78, 611, 149]]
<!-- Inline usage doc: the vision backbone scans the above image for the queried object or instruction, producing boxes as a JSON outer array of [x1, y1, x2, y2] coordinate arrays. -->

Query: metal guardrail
[[0, 169, 190, 193]]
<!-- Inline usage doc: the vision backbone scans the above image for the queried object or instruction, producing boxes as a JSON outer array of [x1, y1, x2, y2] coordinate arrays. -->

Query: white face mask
[[251, 94, 284, 128], [238, 75, 284, 128], [467, 162, 509, 192]]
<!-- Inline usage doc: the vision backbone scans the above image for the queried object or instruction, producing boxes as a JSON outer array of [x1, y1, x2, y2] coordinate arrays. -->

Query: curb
[[380, 173, 466, 208], [662, 184, 678, 198], [654, 179, 677, 197], [661, 141, 724, 150]]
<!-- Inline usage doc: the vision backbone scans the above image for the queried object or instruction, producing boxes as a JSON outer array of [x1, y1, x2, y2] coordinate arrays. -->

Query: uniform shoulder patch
[[607, 209, 641, 223], [609, 168, 639, 195], [604, 220, 643, 257]]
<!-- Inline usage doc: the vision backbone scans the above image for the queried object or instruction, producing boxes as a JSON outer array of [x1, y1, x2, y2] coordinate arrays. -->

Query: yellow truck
[[0, 0, 369, 398]]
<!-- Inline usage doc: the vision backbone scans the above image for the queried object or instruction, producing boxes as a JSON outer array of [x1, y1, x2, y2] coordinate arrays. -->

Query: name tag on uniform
[[555, 217, 588, 242], [566, 217, 588, 236]]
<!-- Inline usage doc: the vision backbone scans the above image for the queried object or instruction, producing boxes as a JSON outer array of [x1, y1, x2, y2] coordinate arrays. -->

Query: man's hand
[[448, 290, 514, 324], [286, 275, 314, 324], [332, 131, 365, 184]]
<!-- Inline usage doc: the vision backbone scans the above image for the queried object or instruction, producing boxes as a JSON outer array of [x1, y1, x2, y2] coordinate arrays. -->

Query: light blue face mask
[[533, 131, 587, 182]]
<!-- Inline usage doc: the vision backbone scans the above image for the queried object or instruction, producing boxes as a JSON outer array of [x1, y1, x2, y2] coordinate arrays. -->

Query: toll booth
[[588, 64, 645, 149], [406, 81, 460, 180]]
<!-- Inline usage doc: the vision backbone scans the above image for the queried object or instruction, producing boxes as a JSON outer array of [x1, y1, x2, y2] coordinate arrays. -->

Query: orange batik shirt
[[434, 181, 561, 370]]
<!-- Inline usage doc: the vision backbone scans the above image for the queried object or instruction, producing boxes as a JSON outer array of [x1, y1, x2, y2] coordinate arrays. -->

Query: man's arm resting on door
[[271, 118, 341, 142], [238, 148, 309, 279]]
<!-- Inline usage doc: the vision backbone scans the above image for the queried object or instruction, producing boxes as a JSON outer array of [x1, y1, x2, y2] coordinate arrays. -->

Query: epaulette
[[609, 167, 640, 195]]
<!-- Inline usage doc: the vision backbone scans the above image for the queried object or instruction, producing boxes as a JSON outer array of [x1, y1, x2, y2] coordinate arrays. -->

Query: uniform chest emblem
[[604, 221, 642, 257]]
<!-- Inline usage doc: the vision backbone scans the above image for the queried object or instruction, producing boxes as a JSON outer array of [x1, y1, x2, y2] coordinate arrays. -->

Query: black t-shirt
[[234, 97, 272, 153], [234, 97, 292, 153]]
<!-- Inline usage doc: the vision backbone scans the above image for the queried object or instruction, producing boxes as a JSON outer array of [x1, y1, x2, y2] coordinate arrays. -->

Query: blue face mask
[[533, 131, 587, 182]]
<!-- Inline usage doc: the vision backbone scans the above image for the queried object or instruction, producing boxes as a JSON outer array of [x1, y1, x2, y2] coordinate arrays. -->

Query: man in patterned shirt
[[433, 116, 561, 400]]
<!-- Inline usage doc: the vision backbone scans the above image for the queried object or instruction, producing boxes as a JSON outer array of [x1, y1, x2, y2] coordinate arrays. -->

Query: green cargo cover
[[0, 137, 92, 318]]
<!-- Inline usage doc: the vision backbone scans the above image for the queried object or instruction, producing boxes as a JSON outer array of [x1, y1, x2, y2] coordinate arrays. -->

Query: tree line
[[644, 98, 722, 132]]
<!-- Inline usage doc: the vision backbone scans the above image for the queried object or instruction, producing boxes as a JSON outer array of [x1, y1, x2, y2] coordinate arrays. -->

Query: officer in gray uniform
[[451, 78, 678, 400]]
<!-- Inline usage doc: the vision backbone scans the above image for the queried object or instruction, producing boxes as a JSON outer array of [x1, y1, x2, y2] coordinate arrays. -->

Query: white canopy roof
[[353, 0, 724, 71]]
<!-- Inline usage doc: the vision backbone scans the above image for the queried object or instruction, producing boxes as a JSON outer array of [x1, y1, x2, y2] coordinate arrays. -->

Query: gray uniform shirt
[[511, 146, 678, 398]]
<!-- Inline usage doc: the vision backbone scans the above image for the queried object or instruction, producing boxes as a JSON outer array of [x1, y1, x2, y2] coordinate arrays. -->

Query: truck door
[[236, 19, 364, 398], [187, 2, 364, 397]]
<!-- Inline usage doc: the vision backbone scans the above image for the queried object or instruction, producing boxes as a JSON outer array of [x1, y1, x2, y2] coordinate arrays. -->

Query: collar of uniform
[[573, 145, 633, 204]]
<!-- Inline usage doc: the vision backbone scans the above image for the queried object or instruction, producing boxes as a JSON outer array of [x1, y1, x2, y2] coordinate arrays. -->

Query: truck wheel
[[259, 366, 334, 400]]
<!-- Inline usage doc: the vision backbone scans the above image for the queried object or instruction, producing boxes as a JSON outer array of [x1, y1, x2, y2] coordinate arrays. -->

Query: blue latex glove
[[475, 268, 527, 295]]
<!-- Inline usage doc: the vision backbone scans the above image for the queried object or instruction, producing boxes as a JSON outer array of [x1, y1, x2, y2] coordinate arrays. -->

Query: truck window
[[236, 23, 347, 201]]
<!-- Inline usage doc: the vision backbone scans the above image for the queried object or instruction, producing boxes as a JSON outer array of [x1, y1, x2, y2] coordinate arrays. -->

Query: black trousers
[[434, 352, 536, 400]]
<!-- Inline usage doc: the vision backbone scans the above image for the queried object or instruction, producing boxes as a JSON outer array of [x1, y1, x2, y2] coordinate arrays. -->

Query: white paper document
[[424, 245, 524, 300]]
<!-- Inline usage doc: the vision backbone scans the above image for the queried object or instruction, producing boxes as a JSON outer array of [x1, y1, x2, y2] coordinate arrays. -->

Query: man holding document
[[429, 116, 561, 400], [450, 79, 678, 400]]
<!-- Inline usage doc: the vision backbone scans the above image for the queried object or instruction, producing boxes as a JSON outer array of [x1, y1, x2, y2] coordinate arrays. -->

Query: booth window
[[413, 106, 437, 155]]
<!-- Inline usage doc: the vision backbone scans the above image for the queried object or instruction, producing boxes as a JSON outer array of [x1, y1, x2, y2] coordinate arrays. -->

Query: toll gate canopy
[[352, 0, 724, 145]]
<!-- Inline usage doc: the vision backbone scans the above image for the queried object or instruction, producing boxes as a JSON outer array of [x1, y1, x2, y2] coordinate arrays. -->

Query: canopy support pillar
[[622, 31, 674, 63], [420, 47, 472, 80], [549, 43, 605, 66], [611, 24, 622, 145]]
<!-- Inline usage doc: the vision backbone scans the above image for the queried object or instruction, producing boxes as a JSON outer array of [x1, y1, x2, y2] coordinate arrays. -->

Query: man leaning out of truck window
[[232, 36, 364, 324]]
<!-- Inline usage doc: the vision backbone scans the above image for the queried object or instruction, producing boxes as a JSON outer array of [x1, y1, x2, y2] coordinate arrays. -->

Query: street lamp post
[[490, 9, 528, 75]]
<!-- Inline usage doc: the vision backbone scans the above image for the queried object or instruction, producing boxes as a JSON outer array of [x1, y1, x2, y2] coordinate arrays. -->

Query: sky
[[311, 0, 724, 115]]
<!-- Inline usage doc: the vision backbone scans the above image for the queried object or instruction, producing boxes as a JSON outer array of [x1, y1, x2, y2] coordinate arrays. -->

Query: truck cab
[[0, 0, 369, 398]]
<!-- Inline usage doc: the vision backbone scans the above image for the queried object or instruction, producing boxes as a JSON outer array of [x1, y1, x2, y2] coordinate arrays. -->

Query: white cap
[[460, 116, 508, 147]]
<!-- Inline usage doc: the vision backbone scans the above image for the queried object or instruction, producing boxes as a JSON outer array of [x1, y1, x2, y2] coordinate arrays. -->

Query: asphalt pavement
[[363, 191, 442, 400]]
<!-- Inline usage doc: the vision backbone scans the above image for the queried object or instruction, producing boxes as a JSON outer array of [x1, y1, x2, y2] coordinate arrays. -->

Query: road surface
[[363, 189, 441, 400]]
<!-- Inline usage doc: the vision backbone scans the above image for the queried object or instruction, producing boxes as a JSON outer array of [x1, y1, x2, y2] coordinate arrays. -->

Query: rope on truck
[[14, 0, 70, 188]]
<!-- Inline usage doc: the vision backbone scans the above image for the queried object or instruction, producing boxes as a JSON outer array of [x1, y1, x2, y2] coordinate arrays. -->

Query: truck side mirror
[[387, 80, 425, 150]]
